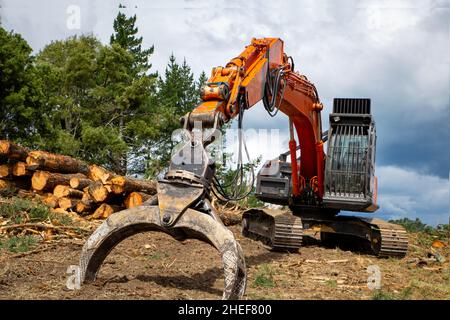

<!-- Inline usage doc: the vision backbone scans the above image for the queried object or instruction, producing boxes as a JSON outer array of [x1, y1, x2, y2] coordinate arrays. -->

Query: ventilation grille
[[333, 98, 371, 115], [325, 123, 369, 198]]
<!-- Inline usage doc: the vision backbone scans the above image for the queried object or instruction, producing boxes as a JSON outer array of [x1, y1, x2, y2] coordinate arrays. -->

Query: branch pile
[[0, 140, 156, 220]]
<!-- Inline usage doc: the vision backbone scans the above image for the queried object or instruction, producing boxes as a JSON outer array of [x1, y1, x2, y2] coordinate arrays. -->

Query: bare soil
[[0, 225, 449, 300]]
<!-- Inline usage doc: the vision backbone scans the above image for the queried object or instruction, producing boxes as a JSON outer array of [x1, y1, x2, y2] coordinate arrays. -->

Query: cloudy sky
[[1, 0, 449, 225]]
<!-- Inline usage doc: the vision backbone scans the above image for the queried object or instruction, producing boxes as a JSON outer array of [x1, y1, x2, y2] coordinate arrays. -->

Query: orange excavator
[[77, 38, 408, 299]]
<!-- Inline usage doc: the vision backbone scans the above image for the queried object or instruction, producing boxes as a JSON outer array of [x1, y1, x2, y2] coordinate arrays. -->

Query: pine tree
[[196, 71, 208, 102], [110, 9, 154, 75], [145, 55, 204, 177]]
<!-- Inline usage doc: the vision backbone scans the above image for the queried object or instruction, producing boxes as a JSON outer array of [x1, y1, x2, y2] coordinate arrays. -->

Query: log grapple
[[78, 134, 247, 299]]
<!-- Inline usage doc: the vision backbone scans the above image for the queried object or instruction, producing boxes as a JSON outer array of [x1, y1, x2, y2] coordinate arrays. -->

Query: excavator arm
[[181, 37, 325, 200]]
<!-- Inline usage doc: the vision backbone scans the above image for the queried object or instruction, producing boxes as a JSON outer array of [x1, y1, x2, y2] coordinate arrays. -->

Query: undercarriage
[[242, 209, 408, 257]]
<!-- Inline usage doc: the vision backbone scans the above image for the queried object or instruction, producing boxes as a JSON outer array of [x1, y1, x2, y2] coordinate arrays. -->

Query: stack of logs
[[0, 140, 156, 219]]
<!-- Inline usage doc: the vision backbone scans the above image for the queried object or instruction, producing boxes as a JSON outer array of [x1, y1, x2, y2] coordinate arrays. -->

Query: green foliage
[[389, 218, 434, 233], [147, 252, 168, 260], [371, 289, 396, 300], [390, 218, 449, 242], [390, 218, 449, 248], [35, 30, 156, 174], [0, 186, 18, 198], [371, 287, 413, 300], [197, 71, 208, 95], [0, 197, 51, 223], [110, 10, 154, 75], [325, 279, 337, 288], [145, 55, 206, 177], [242, 194, 265, 208], [0, 235, 37, 253], [0, 27, 46, 145], [55, 214, 74, 226], [252, 264, 276, 288], [81, 125, 128, 168], [213, 155, 262, 203], [0, 197, 74, 229]]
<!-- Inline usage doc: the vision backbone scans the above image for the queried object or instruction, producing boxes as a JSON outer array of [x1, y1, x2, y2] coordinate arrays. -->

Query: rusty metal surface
[[78, 204, 246, 299], [156, 180, 204, 227]]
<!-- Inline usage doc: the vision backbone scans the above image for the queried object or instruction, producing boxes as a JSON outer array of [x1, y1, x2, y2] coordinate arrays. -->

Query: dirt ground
[[0, 224, 449, 300]]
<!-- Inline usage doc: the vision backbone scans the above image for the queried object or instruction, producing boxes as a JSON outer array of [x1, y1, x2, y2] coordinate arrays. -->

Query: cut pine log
[[124, 192, 152, 209], [109, 184, 125, 194], [75, 199, 95, 214], [51, 208, 70, 215], [0, 179, 12, 189], [88, 165, 115, 184], [0, 178, 30, 190], [74, 192, 95, 214], [53, 185, 84, 198], [110, 176, 157, 195], [0, 163, 14, 178], [42, 193, 59, 208], [58, 197, 80, 211], [12, 161, 31, 176], [17, 189, 35, 199], [26, 150, 90, 174], [81, 191, 91, 202], [92, 203, 121, 219], [88, 181, 110, 203], [69, 177, 93, 190], [31, 171, 85, 192], [0, 140, 29, 161]]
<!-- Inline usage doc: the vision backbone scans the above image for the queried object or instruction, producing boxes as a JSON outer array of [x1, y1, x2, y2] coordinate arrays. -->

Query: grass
[[0, 196, 75, 226], [148, 252, 168, 260], [391, 218, 449, 243], [0, 186, 18, 198], [0, 235, 37, 253], [0, 197, 78, 253], [252, 264, 276, 288], [54, 214, 74, 226], [407, 279, 450, 298], [325, 279, 337, 288], [371, 289, 396, 300], [371, 286, 414, 300], [246, 292, 280, 300], [0, 197, 51, 222]]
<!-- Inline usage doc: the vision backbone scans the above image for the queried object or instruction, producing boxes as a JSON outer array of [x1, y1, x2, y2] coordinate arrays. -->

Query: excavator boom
[[183, 38, 325, 200]]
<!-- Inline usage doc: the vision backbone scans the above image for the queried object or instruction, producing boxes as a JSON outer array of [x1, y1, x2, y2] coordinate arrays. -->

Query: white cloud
[[376, 165, 449, 225]]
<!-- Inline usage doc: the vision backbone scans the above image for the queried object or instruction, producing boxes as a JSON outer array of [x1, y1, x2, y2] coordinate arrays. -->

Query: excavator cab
[[323, 98, 378, 212], [247, 97, 407, 257], [255, 98, 377, 213]]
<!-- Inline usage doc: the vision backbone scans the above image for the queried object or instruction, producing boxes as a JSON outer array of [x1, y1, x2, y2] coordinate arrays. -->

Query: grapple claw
[[78, 204, 246, 299]]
